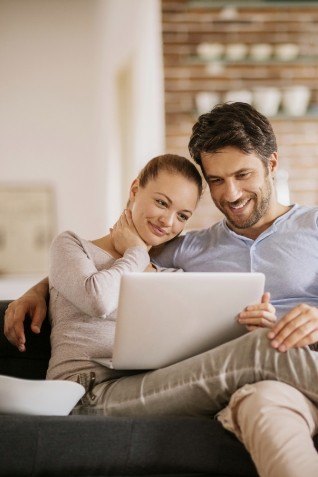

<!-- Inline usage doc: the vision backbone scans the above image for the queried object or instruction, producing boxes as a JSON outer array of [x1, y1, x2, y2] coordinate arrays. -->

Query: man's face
[[201, 146, 278, 234]]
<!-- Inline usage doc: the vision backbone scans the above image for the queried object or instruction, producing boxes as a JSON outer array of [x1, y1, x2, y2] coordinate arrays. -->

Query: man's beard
[[216, 179, 272, 230]]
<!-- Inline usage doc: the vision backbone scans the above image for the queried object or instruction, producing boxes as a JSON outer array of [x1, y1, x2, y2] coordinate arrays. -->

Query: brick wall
[[162, 0, 318, 229]]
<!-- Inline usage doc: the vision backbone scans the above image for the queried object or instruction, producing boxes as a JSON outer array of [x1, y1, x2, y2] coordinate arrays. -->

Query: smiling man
[[201, 146, 285, 238], [191, 102, 288, 239], [154, 102, 318, 350]]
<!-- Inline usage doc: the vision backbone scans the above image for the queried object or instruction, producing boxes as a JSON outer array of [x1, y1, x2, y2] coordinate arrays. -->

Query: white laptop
[[96, 272, 265, 370]]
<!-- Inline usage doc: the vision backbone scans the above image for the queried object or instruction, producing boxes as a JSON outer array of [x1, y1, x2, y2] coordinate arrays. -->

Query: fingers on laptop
[[268, 304, 318, 351]]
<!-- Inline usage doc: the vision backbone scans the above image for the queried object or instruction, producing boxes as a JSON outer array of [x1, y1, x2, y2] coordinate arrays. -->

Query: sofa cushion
[[0, 414, 258, 476]]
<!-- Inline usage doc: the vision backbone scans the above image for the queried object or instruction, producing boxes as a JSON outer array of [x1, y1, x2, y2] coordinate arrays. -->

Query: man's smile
[[221, 197, 253, 215]]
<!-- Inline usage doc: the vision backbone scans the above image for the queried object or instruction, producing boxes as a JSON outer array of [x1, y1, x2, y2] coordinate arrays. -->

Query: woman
[[47, 153, 203, 389]]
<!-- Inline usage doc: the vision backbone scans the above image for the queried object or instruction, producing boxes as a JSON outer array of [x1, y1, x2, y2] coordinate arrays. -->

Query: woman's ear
[[128, 179, 140, 206]]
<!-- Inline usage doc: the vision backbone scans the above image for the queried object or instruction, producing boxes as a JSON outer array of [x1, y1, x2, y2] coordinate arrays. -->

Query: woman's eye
[[155, 199, 167, 207], [178, 213, 189, 222]]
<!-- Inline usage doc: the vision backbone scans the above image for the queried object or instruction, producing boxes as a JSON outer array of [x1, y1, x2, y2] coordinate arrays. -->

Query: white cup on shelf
[[196, 42, 225, 60], [195, 92, 221, 115], [225, 43, 248, 61], [249, 43, 273, 61], [281, 86, 311, 116], [274, 43, 299, 61], [253, 87, 281, 116], [224, 89, 253, 104]]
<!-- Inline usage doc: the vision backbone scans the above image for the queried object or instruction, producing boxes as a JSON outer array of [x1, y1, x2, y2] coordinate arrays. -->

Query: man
[[4, 102, 318, 476], [152, 101, 318, 351]]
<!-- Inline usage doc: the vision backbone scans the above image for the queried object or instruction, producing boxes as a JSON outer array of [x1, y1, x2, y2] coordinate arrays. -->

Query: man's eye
[[208, 178, 222, 185], [237, 172, 250, 179]]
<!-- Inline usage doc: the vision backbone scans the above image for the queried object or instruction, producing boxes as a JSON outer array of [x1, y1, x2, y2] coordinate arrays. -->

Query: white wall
[[0, 0, 165, 242], [97, 0, 165, 230]]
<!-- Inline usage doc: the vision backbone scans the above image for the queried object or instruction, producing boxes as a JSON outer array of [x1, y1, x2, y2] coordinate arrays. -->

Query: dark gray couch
[[0, 300, 316, 477]]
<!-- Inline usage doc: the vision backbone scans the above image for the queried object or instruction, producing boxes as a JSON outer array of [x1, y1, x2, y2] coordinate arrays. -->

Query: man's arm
[[150, 234, 185, 268], [4, 277, 49, 352]]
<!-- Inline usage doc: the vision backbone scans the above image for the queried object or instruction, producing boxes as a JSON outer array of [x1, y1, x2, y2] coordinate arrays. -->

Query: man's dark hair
[[188, 102, 277, 169]]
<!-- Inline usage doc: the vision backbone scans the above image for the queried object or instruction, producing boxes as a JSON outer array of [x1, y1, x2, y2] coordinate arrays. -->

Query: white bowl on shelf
[[253, 87, 282, 117], [281, 86, 311, 116], [196, 42, 224, 60], [195, 92, 221, 115], [0, 374, 85, 416], [224, 89, 253, 104], [249, 43, 273, 61], [225, 43, 248, 61], [274, 43, 299, 61]]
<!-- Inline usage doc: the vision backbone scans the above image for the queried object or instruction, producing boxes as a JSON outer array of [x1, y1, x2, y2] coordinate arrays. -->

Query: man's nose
[[223, 181, 242, 203]]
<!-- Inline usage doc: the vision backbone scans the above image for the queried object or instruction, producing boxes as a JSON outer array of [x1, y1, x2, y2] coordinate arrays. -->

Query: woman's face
[[129, 171, 199, 246]]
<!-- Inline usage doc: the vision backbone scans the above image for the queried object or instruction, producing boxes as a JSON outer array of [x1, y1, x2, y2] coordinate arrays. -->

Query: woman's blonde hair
[[138, 154, 203, 197]]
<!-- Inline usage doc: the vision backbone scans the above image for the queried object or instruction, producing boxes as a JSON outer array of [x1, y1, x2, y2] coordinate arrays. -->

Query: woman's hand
[[268, 304, 318, 352], [237, 292, 277, 331], [110, 209, 148, 256]]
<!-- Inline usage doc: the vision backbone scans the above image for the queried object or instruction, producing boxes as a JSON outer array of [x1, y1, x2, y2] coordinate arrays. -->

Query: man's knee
[[235, 381, 318, 434], [238, 381, 306, 412]]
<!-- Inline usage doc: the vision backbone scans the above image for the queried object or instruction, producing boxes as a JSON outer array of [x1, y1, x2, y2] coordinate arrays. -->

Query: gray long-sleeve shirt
[[47, 231, 150, 381]]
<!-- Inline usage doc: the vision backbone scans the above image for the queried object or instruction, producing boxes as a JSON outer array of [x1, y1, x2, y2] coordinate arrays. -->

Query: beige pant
[[218, 381, 318, 477]]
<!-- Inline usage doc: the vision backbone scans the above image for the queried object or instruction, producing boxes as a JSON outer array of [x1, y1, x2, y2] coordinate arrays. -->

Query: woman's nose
[[159, 211, 174, 226]]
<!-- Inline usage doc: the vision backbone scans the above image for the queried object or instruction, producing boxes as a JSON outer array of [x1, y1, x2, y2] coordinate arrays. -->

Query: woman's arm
[[4, 277, 49, 351], [49, 231, 150, 318]]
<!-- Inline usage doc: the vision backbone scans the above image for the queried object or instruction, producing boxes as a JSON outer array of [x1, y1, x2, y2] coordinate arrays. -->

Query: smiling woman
[[93, 154, 203, 255], [46, 153, 203, 382], [128, 170, 200, 246]]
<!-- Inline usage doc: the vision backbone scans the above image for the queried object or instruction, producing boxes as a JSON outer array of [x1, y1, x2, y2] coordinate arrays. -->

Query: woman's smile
[[147, 221, 167, 237]]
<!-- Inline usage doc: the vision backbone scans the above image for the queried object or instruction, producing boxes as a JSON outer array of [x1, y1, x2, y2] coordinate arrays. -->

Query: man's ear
[[129, 179, 140, 205], [269, 152, 278, 176]]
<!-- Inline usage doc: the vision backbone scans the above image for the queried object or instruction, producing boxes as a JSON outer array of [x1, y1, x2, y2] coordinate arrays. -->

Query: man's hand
[[4, 278, 49, 352], [268, 304, 318, 352], [237, 292, 277, 331]]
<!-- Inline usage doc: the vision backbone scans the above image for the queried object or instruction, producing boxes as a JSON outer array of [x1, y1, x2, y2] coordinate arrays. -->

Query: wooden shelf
[[188, 1, 318, 9], [192, 110, 318, 120], [187, 56, 318, 66]]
